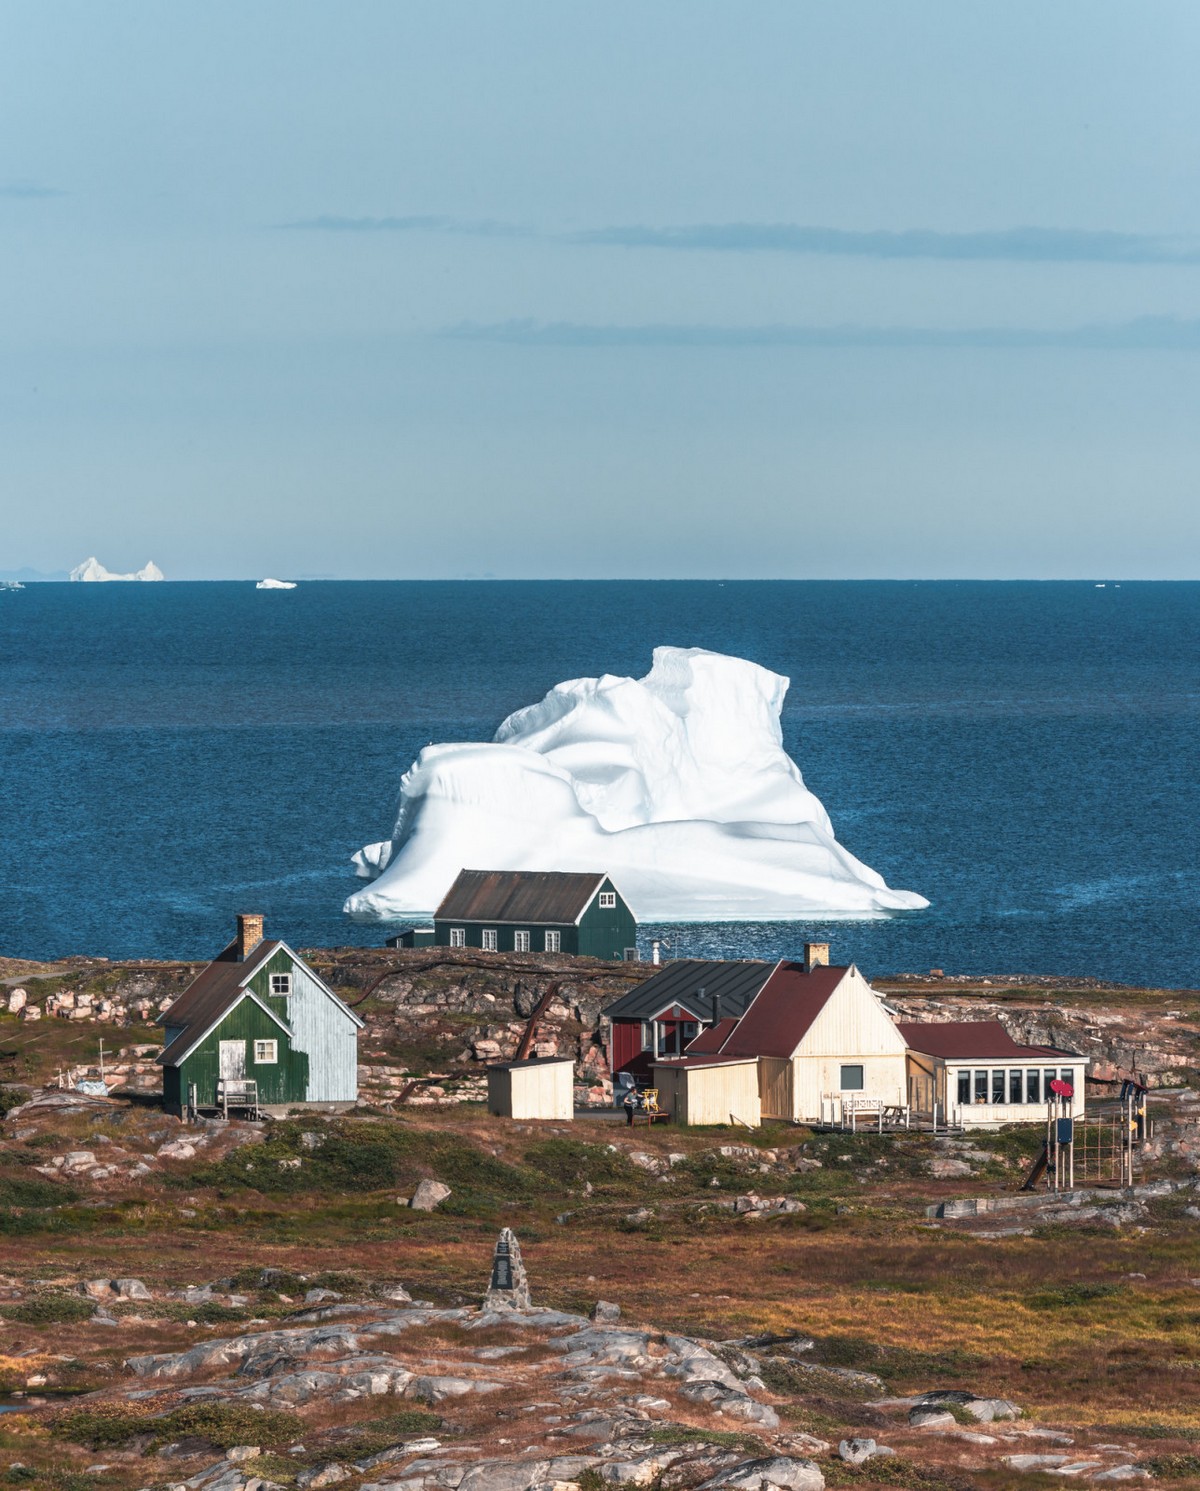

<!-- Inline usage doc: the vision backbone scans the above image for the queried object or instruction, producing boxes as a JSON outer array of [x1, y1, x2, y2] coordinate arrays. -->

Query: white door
[[219, 1040, 246, 1082]]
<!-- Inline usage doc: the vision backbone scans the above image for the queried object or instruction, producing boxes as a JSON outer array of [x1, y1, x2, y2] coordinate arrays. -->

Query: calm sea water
[[1, 581, 1197, 987]]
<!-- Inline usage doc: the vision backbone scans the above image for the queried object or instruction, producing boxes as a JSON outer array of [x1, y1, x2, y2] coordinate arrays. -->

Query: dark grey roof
[[436, 869, 611, 925], [601, 959, 779, 1022]]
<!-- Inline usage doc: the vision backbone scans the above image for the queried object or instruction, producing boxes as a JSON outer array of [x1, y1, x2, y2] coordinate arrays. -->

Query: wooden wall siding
[[432, 919, 580, 954], [489, 1062, 574, 1120], [793, 1053, 908, 1122], [758, 1057, 793, 1120], [789, 966, 908, 1121], [175, 995, 309, 1108], [577, 880, 638, 960], [611, 1020, 645, 1077], [654, 1061, 761, 1127], [245, 947, 358, 1104]]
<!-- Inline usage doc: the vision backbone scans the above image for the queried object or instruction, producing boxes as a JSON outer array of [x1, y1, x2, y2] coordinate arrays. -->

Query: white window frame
[[449, 927, 466, 948], [481, 929, 498, 951], [254, 1039, 278, 1064], [839, 1063, 865, 1091], [598, 891, 617, 909], [513, 930, 530, 952], [270, 973, 291, 997], [544, 930, 561, 953]]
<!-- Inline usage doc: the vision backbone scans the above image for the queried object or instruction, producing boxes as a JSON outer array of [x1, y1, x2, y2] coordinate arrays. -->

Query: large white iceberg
[[256, 577, 297, 589], [345, 647, 927, 923], [70, 557, 164, 582]]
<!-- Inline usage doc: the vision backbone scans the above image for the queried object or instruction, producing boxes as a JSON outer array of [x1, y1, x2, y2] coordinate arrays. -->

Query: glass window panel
[[840, 1064, 865, 1091], [957, 1070, 971, 1104], [1010, 1069, 1023, 1103], [1027, 1069, 1040, 1103], [974, 1070, 988, 1102], [992, 1070, 1006, 1103]]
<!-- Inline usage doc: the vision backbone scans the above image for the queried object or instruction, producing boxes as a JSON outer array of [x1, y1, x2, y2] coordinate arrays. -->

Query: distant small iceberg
[[70, 557, 164, 583], [256, 577, 297, 590], [0, 580, 24, 592]]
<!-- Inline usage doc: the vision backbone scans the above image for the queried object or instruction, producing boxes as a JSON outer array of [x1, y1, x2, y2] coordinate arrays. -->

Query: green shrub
[[1029, 1283, 1123, 1310], [0, 1173, 78, 1208], [324, 1409, 441, 1460], [1145, 1454, 1200, 1478], [5, 1293, 94, 1326], [55, 1399, 302, 1451]]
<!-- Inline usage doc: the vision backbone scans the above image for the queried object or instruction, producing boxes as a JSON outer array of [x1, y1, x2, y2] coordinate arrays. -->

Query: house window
[[270, 973, 291, 997], [957, 1070, 971, 1105], [1044, 1069, 1057, 1097], [641, 1021, 652, 1051], [840, 1064, 864, 1091], [514, 930, 530, 952], [481, 929, 498, 951], [623, 947, 639, 962], [991, 1069, 1005, 1104], [1027, 1069, 1041, 1104], [1009, 1069, 1023, 1103], [682, 1021, 698, 1043], [1061, 1068, 1074, 1089], [974, 1069, 988, 1103], [254, 1039, 277, 1063], [449, 928, 466, 948], [544, 930, 561, 953], [598, 891, 616, 909]]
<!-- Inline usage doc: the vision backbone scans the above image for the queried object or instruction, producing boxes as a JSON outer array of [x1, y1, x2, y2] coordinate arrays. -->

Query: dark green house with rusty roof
[[429, 869, 638, 961], [157, 914, 363, 1115]]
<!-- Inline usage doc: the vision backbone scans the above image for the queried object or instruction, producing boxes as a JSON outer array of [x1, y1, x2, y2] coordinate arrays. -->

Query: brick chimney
[[803, 942, 830, 973], [236, 913, 264, 962]]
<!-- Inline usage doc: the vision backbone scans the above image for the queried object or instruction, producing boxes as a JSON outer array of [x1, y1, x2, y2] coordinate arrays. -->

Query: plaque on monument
[[483, 1227, 531, 1311]]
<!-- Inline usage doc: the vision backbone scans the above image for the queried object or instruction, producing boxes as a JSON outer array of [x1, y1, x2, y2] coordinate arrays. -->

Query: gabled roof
[[896, 1020, 1076, 1062], [653, 1053, 758, 1070], [156, 934, 363, 1068], [435, 869, 616, 925], [602, 959, 778, 1023], [716, 962, 850, 1059]]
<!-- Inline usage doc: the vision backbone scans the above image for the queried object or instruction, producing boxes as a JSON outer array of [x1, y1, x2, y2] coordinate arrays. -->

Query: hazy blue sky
[[3, 2, 1199, 578]]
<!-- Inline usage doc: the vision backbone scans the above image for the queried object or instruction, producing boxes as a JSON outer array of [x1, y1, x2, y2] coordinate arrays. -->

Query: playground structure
[[1022, 1078, 1149, 1192]]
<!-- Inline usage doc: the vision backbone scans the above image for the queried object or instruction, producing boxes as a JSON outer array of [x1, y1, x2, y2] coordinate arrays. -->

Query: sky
[[2, 2, 1200, 579]]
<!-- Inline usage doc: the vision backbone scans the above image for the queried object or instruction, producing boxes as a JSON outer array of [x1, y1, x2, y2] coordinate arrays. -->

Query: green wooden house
[[431, 869, 638, 961], [157, 914, 363, 1115]]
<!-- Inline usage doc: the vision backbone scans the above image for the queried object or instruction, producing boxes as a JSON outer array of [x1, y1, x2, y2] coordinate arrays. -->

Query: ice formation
[[345, 646, 927, 922], [70, 557, 164, 582], [256, 578, 297, 589]]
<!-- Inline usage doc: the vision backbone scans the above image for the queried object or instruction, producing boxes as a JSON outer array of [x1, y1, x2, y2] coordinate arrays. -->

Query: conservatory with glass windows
[[897, 1021, 1086, 1128]]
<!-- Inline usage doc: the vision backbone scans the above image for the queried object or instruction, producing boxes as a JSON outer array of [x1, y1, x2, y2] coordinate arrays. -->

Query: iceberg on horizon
[[256, 577, 297, 589], [70, 557, 164, 582], [345, 646, 928, 923]]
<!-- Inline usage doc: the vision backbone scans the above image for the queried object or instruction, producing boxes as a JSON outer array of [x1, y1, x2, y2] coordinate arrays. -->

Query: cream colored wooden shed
[[487, 1056, 575, 1121], [652, 1055, 761, 1128]]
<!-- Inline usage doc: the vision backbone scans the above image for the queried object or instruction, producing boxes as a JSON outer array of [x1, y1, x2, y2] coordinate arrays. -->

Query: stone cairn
[[482, 1226, 531, 1311]]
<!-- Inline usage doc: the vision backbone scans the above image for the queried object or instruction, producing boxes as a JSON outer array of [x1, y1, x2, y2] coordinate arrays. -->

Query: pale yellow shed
[[487, 1056, 575, 1121], [652, 1055, 762, 1128]]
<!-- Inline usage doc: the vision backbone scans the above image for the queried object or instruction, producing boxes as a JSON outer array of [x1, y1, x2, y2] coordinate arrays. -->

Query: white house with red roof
[[899, 1021, 1085, 1128], [650, 944, 909, 1126]]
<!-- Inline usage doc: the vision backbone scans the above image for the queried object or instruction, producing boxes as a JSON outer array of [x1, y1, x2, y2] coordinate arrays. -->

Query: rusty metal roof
[[895, 1020, 1076, 1061], [435, 869, 611, 925]]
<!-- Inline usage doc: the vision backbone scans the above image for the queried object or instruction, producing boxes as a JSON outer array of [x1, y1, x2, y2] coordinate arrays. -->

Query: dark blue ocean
[[1, 581, 1197, 988]]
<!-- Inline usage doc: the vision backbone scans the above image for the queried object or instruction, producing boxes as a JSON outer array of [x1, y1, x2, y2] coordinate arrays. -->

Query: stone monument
[[483, 1227, 531, 1311]]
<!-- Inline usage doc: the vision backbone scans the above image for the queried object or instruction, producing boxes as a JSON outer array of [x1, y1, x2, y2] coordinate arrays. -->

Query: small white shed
[[487, 1056, 575, 1121], [652, 1055, 762, 1128]]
